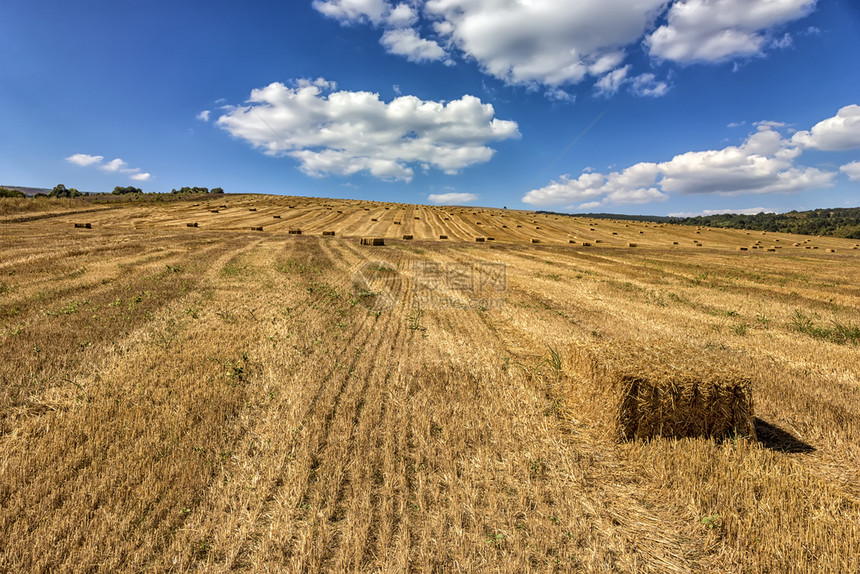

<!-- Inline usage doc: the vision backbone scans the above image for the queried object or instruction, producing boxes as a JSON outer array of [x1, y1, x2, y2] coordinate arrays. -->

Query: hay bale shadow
[[754, 418, 815, 453]]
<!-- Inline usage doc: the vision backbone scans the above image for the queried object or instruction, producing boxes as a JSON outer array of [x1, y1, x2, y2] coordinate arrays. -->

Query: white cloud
[[840, 161, 860, 181], [386, 3, 418, 27], [522, 163, 667, 208], [216, 79, 520, 182], [314, 0, 815, 95], [65, 153, 151, 180], [381, 27, 448, 62], [595, 66, 630, 97], [100, 158, 128, 173], [427, 192, 478, 204], [647, 0, 816, 62], [631, 73, 670, 97], [425, 0, 667, 88], [791, 105, 860, 151], [312, 0, 388, 24], [66, 153, 104, 166], [197, 110, 211, 122], [523, 117, 843, 207], [668, 207, 775, 217]]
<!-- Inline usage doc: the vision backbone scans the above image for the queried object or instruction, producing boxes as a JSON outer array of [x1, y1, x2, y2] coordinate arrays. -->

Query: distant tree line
[[170, 187, 224, 194], [0, 187, 26, 198], [539, 207, 860, 239], [50, 184, 84, 198], [670, 208, 860, 239]]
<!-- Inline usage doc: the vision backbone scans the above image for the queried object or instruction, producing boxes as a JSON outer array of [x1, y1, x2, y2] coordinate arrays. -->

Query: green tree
[[0, 187, 26, 198]]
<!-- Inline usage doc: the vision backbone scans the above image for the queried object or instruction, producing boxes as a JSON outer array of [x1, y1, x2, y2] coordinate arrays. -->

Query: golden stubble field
[[1, 195, 859, 573]]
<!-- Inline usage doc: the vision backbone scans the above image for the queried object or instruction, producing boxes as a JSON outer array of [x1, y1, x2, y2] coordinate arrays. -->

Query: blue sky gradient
[[1, 0, 858, 215]]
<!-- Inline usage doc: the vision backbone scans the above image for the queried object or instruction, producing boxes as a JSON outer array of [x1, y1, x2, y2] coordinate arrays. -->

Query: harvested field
[[0, 194, 859, 573]]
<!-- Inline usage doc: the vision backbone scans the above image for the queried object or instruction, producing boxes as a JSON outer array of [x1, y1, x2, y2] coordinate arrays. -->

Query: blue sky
[[1, 0, 858, 215]]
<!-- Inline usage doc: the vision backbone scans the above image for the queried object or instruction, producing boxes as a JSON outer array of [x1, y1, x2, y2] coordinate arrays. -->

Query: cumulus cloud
[[424, 0, 666, 88], [595, 66, 631, 97], [647, 0, 816, 62], [100, 158, 129, 172], [312, 0, 388, 24], [65, 153, 151, 180], [216, 79, 520, 182], [791, 105, 860, 151], [65, 153, 104, 166], [668, 207, 776, 217], [427, 192, 478, 204], [380, 28, 448, 62], [523, 113, 848, 208], [197, 110, 211, 122], [841, 161, 860, 181], [314, 1, 818, 95]]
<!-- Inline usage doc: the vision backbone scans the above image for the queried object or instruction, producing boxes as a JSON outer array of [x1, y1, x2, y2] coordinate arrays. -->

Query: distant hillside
[[538, 208, 860, 239], [670, 208, 860, 239]]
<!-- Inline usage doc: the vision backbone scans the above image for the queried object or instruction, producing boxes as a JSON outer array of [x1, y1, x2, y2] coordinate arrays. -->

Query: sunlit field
[[2, 195, 858, 573]]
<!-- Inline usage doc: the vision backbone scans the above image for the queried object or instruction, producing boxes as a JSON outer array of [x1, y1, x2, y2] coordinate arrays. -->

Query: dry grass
[[1, 195, 859, 572]]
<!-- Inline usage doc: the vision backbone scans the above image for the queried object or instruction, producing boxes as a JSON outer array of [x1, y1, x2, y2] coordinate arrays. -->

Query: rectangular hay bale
[[322, 231, 335, 236], [360, 237, 385, 246], [566, 340, 755, 442], [288, 229, 302, 235]]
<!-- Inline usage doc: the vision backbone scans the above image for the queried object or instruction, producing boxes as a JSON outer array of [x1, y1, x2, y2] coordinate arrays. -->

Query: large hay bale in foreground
[[567, 340, 755, 442], [360, 237, 384, 246]]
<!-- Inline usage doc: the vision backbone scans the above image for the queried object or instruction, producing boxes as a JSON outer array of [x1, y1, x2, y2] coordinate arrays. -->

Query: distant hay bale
[[476, 221, 482, 225], [249, 208, 257, 212], [322, 231, 335, 236], [219, 205, 227, 208], [672, 241, 679, 245], [414, 216, 420, 220], [337, 210, 343, 214], [516, 224, 522, 228], [793, 242, 801, 246], [371, 218, 378, 222], [567, 340, 756, 442], [502, 225, 508, 228], [627, 242, 637, 247], [569, 240, 576, 244], [210, 210, 219, 213], [273, 215, 281, 219], [74, 223, 92, 229], [639, 230, 644, 234], [826, 248, 836, 253], [531, 238, 541, 244], [766, 248, 776, 252], [535, 226, 542, 230], [737, 247, 748, 251], [250, 226, 263, 231], [288, 229, 302, 235], [580, 241, 591, 247], [444, 217, 450, 220], [186, 222, 198, 228], [360, 237, 384, 246], [487, 237, 495, 241], [439, 235, 448, 239], [612, 232, 618, 235], [475, 237, 485, 242], [402, 234, 413, 240], [393, 221, 401, 225]]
